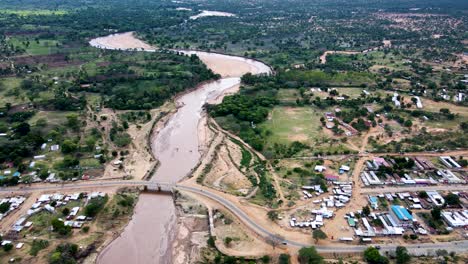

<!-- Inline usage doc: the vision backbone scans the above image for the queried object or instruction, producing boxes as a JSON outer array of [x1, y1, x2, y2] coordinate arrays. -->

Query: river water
[[91, 33, 270, 264]]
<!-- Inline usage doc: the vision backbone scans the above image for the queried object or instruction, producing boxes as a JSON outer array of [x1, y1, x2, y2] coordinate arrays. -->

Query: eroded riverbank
[[91, 32, 271, 264]]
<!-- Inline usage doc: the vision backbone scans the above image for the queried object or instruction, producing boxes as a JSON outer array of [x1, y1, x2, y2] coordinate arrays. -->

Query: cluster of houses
[[441, 210, 468, 227], [355, 190, 467, 238], [0, 196, 26, 221], [361, 156, 466, 186], [291, 182, 353, 230], [323, 112, 358, 136], [0, 170, 21, 182], [352, 205, 421, 239], [338, 189, 468, 241], [8, 192, 106, 235]]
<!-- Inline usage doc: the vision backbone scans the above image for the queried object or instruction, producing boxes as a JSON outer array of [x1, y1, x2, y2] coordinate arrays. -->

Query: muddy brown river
[[90, 33, 271, 264]]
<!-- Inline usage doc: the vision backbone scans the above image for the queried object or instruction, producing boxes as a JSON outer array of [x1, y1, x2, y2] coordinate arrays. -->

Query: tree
[[62, 207, 70, 216], [363, 247, 388, 264], [403, 120, 412, 127], [267, 210, 278, 221], [207, 236, 216, 247], [3, 243, 13, 252], [66, 114, 80, 131], [51, 218, 72, 236], [362, 205, 371, 216], [61, 140, 78, 154], [84, 196, 108, 217], [35, 118, 48, 127], [265, 234, 283, 249], [444, 193, 460, 206], [431, 206, 441, 220], [49, 243, 78, 264], [418, 191, 428, 199], [261, 255, 271, 263], [298, 246, 323, 264], [224, 237, 233, 246], [395, 246, 411, 264], [279, 254, 291, 264], [0, 202, 11, 214], [312, 229, 327, 242], [14, 122, 30, 136]]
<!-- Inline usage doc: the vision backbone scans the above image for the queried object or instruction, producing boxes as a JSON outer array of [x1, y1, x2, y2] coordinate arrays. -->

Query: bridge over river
[[0, 180, 175, 194]]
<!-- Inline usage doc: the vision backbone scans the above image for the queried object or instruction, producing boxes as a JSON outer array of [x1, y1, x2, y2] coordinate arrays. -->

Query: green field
[[28, 111, 74, 128], [277, 89, 299, 104], [0, 9, 68, 16], [8, 37, 61, 55], [260, 106, 324, 145], [0, 77, 28, 105]]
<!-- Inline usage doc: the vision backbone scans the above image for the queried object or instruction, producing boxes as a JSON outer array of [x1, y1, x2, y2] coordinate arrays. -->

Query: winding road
[[1, 177, 468, 255], [2, 32, 466, 259]]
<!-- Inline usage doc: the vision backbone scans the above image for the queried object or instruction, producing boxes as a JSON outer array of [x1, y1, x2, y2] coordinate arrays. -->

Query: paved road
[[2, 180, 468, 254], [0, 180, 173, 193], [177, 185, 468, 254], [360, 185, 468, 194]]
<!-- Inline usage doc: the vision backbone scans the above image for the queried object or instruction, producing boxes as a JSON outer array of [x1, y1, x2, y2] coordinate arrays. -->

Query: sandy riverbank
[[89, 32, 154, 51], [90, 31, 272, 263]]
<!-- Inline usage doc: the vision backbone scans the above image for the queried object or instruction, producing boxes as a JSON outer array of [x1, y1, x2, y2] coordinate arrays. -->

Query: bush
[[49, 243, 79, 264], [224, 237, 233, 246], [298, 246, 323, 264], [62, 207, 70, 216], [363, 247, 389, 264], [395, 246, 411, 264], [279, 254, 291, 264], [0, 202, 11, 214], [261, 255, 271, 263], [30, 239, 49, 256], [51, 218, 72, 236], [84, 195, 108, 217], [207, 236, 216, 247], [3, 243, 13, 252]]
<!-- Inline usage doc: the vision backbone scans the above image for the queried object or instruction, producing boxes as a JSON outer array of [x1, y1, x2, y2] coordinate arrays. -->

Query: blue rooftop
[[391, 205, 413, 221], [13, 172, 20, 177]]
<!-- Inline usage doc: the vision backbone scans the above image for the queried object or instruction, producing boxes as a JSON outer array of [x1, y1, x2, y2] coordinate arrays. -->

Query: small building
[[314, 165, 326, 172], [427, 191, 445, 206], [340, 165, 350, 172], [50, 145, 60, 151], [325, 174, 339, 182], [33, 155, 46, 160], [441, 210, 468, 227], [413, 96, 423, 109], [439, 156, 461, 169], [369, 196, 379, 209], [390, 205, 413, 227]]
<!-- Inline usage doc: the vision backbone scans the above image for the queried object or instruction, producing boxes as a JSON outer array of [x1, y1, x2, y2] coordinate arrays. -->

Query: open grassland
[[277, 89, 299, 104], [0, 77, 27, 105], [334, 87, 364, 98], [7, 37, 61, 55], [0, 9, 68, 16], [28, 110, 75, 127], [260, 106, 323, 145], [421, 98, 468, 117]]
